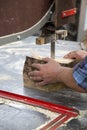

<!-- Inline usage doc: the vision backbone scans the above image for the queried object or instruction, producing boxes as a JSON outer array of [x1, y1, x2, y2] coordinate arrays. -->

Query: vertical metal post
[[51, 35, 55, 59]]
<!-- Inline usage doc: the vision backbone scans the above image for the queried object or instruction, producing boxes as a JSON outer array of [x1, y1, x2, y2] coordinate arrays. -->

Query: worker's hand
[[29, 57, 87, 93], [29, 57, 62, 86], [64, 50, 87, 61]]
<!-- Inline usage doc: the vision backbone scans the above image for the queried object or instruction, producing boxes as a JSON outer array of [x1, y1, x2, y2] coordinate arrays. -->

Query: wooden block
[[36, 37, 45, 45], [36, 36, 52, 45], [23, 56, 76, 92]]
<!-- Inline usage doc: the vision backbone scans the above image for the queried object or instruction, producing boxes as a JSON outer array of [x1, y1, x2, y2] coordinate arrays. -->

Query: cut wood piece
[[36, 37, 45, 45], [36, 35, 52, 45], [55, 58, 74, 65], [23, 56, 76, 92]]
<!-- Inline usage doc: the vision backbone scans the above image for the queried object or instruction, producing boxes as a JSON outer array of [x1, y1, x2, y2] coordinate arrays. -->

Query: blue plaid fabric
[[73, 56, 87, 90]]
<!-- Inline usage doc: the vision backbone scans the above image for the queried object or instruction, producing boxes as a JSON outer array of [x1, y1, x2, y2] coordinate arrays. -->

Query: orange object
[[61, 8, 77, 18]]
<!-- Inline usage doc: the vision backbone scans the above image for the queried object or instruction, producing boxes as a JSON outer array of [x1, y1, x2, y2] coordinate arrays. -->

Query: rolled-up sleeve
[[73, 56, 87, 90]]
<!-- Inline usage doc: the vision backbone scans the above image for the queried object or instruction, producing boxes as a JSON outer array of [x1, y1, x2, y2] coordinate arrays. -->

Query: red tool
[[0, 90, 79, 130]]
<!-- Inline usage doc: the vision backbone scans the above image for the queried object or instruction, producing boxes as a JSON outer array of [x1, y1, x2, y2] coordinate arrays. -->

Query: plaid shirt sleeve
[[73, 56, 87, 90]]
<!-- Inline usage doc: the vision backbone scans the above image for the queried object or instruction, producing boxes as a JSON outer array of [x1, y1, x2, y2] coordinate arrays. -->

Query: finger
[[29, 70, 41, 76], [64, 52, 75, 59], [63, 55, 69, 58], [35, 80, 46, 86], [42, 57, 51, 62], [30, 76, 43, 81], [31, 63, 41, 70], [64, 54, 71, 58]]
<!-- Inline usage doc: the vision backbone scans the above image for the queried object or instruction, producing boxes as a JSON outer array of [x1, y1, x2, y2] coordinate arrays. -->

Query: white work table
[[0, 36, 87, 130]]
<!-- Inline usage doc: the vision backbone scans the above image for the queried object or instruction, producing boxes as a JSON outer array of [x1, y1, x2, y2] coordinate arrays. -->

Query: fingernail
[[29, 76, 32, 79]]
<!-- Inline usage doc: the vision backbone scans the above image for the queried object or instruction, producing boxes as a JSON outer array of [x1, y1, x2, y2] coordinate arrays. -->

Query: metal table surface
[[0, 36, 87, 130]]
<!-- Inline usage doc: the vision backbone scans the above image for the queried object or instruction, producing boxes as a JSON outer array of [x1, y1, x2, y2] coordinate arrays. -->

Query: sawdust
[[79, 110, 87, 118], [0, 75, 12, 80]]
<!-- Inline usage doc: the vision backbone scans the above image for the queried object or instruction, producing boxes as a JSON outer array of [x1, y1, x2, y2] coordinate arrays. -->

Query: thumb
[[42, 57, 51, 63]]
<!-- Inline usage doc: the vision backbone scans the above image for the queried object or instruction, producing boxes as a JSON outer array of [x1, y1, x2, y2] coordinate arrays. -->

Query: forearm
[[58, 66, 86, 93]]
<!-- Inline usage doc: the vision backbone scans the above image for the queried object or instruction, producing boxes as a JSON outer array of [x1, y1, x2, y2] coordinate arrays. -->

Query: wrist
[[56, 66, 67, 82], [56, 66, 73, 83]]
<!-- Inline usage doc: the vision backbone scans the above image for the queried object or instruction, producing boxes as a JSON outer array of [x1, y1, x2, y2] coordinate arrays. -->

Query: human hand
[[64, 50, 87, 61], [29, 57, 87, 93], [29, 57, 62, 86]]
